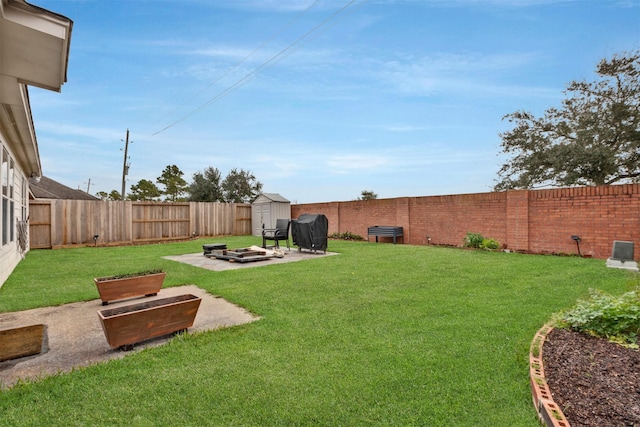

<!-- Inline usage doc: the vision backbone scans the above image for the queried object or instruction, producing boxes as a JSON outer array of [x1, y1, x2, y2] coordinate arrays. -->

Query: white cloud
[[37, 122, 123, 144], [372, 51, 560, 99], [327, 154, 390, 174], [380, 125, 431, 132]]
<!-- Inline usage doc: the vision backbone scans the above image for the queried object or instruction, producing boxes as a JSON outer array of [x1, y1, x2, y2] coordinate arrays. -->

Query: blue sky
[[30, 0, 640, 203]]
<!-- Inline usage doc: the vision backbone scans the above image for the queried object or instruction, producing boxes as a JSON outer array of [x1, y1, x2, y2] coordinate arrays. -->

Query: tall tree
[[96, 190, 122, 201], [96, 190, 122, 200], [495, 50, 640, 191], [358, 190, 378, 200], [157, 165, 188, 201], [96, 191, 109, 201], [129, 179, 162, 201], [221, 168, 263, 203], [188, 167, 223, 202]]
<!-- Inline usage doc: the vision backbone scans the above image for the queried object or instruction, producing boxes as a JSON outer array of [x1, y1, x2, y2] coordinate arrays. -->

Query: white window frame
[[1, 147, 19, 247], [1, 147, 8, 246]]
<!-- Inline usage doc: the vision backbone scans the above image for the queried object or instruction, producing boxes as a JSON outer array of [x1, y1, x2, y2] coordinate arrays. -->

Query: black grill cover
[[292, 214, 328, 252]]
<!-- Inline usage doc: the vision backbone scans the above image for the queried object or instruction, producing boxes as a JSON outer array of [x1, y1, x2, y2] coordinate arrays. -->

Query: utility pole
[[121, 129, 132, 201], [84, 178, 94, 193]]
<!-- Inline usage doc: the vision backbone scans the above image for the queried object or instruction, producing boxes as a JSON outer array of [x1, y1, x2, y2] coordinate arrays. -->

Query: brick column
[[395, 197, 410, 244], [506, 190, 529, 252]]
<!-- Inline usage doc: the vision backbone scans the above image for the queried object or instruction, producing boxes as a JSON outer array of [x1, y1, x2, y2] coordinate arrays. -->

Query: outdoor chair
[[262, 219, 291, 250]]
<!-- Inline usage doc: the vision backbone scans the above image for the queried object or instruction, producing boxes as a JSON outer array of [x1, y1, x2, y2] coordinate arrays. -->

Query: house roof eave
[[1, 0, 73, 91], [0, 0, 72, 177], [0, 81, 41, 177]]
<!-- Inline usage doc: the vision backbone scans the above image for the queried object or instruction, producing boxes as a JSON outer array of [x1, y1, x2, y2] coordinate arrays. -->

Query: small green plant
[[463, 233, 500, 250], [480, 238, 500, 250], [556, 288, 640, 347], [96, 269, 163, 281], [530, 335, 543, 358], [463, 232, 484, 248]]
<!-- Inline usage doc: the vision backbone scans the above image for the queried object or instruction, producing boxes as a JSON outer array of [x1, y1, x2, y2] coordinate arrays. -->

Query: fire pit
[[211, 246, 279, 263]]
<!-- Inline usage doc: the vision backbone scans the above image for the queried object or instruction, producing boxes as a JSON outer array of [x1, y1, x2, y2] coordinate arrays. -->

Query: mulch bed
[[543, 328, 640, 426]]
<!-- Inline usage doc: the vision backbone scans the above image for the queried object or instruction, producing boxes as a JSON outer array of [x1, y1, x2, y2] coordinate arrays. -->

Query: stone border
[[530, 323, 571, 427]]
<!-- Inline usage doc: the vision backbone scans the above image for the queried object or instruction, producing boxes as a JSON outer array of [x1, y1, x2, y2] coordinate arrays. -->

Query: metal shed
[[251, 193, 291, 237]]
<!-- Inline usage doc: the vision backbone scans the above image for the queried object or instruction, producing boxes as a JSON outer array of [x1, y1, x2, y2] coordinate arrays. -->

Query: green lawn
[[0, 238, 634, 426]]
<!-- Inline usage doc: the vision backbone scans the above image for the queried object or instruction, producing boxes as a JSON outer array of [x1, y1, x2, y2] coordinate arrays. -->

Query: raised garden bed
[[0, 324, 46, 362], [94, 271, 166, 305], [98, 294, 201, 350], [367, 225, 404, 244]]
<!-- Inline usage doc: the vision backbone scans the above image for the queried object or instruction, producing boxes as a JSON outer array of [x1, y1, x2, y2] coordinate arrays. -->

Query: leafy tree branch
[[495, 50, 640, 191]]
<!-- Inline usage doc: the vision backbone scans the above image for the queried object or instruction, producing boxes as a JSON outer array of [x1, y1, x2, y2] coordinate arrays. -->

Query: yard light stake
[[571, 235, 581, 256]]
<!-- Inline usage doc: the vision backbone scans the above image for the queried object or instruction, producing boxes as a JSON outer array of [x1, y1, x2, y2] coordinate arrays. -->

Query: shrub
[[329, 231, 363, 241], [480, 238, 500, 250], [463, 232, 484, 248], [556, 288, 640, 347]]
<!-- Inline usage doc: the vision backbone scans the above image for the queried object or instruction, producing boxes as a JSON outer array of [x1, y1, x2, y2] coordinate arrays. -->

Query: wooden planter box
[[0, 324, 46, 362], [98, 294, 201, 350], [94, 272, 166, 305]]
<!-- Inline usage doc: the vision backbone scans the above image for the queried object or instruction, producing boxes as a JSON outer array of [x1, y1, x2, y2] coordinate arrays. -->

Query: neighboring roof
[[30, 176, 99, 200], [252, 193, 290, 204]]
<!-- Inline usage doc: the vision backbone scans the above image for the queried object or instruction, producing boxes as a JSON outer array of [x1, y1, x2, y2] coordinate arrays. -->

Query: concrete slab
[[163, 248, 337, 272], [605, 258, 639, 272], [0, 285, 257, 389]]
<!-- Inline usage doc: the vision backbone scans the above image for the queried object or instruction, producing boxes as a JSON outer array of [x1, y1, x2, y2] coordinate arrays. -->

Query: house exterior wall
[[291, 184, 640, 260], [0, 133, 29, 287]]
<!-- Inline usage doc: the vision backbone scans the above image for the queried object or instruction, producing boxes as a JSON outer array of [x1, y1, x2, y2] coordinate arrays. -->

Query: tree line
[[96, 165, 263, 203]]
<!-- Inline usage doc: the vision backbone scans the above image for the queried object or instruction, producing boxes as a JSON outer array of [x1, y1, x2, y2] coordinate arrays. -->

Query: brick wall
[[291, 184, 640, 260]]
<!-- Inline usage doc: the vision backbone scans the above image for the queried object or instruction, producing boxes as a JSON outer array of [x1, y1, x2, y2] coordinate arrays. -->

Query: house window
[[1, 147, 7, 246], [1, 148, 16, 246], [9, 159, 15, 243], [22, 176, 28, 221]]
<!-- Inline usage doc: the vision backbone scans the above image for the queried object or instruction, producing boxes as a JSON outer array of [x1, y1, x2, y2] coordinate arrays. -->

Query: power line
[[264, 0, 369, 70], [147, 0, 321, 134], [151, 0, 363, 136]]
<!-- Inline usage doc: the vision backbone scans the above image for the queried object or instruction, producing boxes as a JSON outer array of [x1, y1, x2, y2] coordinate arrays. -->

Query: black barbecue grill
[[291, 214, 328, 253]]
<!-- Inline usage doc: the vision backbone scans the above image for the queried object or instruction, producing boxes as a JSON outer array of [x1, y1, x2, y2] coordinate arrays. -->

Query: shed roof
[[252, 193, 290, 204]]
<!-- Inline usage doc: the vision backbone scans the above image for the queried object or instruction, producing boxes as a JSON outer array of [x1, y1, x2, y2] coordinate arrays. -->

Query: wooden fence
[[28, 200, 251, 249]]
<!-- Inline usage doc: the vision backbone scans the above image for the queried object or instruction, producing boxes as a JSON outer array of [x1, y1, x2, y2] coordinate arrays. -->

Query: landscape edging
[[529, 323, 571, 427]]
